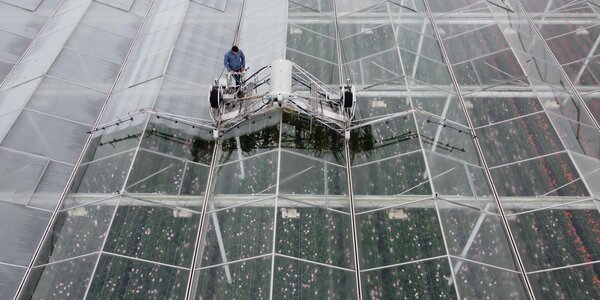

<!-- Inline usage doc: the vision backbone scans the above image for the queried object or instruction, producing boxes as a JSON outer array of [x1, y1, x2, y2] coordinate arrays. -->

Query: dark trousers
[[232, 68, 242, 86]]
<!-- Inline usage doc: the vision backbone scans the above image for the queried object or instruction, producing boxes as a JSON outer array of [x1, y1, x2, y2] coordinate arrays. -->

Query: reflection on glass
[[87, 254, 188, 299], [352, 152, 431, 196], [360, 258, 456, 299], [356, 200, 445, 269], [213, 151, 278, 195]]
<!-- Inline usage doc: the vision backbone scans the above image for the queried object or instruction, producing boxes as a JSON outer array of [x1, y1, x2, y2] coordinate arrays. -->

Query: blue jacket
[[224, 50, 245, 71]]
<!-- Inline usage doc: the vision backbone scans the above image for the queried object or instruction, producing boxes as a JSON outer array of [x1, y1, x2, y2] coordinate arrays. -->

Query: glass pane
[[508, 205, 600, 271], [125, 150, 186, 195], [275, 202, 354, 268], [491, 152, 589, 197], [27, 161, 74, 211], [179, 162, 210, 197], [412, 93, 468, 126], [354, 95, 412, 120], [466, 96, 543, 127], [360, 258, 457, 299], [438, 201, 517, 270], [96, 0, 135, 11], [25, 76, 107, 125], [445, 25, 509, 62], [0, 77, 41, 142], [24, 254, 98, 300], [356, 200, 446, 269], [81, 2, 142, 38], [213, 151, 278, 195], [35, 197, 118, 265], [0, 29, 31, 63], [350, 115, 420, 165], [87, 254, 189, 299], [47, 48, 121, 92], [104, 198, 200, 267], [0, 202, 50, 266], [352, 151, 431, 196], [0, 264, 25, 300], [219, 114, 279, 164], [200, 199, 274, 267], [476, 113, 564, 167], [272, 256, 357, 299], [529, 263, 600, 299], [451, 258, 527, 299], [0, 3, 46, 38], [279, 151, 346, 197], [66, 23, 133, 64], [141, 118, 215, 163], [0, 148, 48, 206], [193, 256, 271, 299], [70, 150, 134, 195], [281, 113, 345, 165], [1, 109, 90, 163], [153, 77, 212, 121], [425, 150, 492, 204]]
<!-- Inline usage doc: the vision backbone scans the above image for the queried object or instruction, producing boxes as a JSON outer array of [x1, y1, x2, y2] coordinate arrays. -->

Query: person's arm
[[224, 52, 231, 71], [240, 51, 246, 70]]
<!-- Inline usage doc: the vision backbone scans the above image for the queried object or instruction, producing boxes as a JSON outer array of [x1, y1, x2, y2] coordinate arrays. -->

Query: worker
[[224, 45, 245, 86]]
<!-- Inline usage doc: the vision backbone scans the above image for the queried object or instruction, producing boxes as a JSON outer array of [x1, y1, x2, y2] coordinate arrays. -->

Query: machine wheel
[[210, 86, 221, 108], [343, 89, 353, 108]]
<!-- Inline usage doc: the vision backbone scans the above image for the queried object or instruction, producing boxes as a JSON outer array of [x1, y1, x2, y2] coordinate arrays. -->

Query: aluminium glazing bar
[[421, 0, 536, 298]]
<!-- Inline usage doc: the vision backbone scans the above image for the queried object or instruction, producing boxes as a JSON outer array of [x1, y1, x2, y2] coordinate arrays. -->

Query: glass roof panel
[[87, 254, 189, 299], [1, 109, 90, 163], [125, 150, 186, 195], [450, 257, 528, 299], [425, 150, 492, 204], [490, 152, 589, 197], [466, 95, 544, 127], [0, 2, 47, 38], [352, 151, 431, 196], [27, 160, 73, 211], [356, 200, 446, 269], [529, 262, 600, 299], [272, 256, 357, 298], [104, 197, 200, 267], [34, 197, 117, 265], [193, 255, 271, 299], [70, 149, 134, 196], [508, 203, 600, 271], [476, 113, 565, 167], [0, 201, 50, 266], [213, 151, 278, 195], [0, 148, 48, 206], [275, 202, 354, 268], [281, 113, 346, 165], [23, 253, 98, 300], [359, 257, 457, 299], [200, 198, 274, 267], [25, 76, 107, 125], [0, 264, 25, 300], [0, 29, 31, 64], [438, 201, 517, 270]]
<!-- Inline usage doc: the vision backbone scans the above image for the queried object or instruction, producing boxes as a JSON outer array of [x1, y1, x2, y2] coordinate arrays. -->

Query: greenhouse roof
[[0, 0, 599, 299]]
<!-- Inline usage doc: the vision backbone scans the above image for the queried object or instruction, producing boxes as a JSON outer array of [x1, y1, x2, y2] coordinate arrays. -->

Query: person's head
[[231, 46, 239, 54]]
